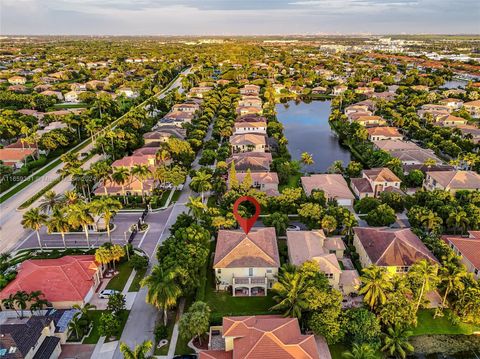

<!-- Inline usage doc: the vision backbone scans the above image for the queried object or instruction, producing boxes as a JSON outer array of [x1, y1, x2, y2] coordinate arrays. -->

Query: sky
[[1, 0, 479, 35]]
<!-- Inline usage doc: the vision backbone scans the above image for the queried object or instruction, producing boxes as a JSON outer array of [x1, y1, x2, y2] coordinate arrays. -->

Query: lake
[[442, 79, 468, 89], [275, 100, 352, 173]]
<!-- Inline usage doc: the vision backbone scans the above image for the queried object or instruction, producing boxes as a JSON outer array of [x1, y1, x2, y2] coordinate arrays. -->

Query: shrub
[[129, 254, 148, 270], [155, 324, 168, 342]]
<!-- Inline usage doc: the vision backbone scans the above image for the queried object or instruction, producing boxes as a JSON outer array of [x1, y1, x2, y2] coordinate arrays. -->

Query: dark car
[[173, 355, 197, 359]]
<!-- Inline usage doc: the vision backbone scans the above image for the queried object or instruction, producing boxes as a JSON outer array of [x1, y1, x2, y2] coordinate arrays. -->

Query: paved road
[[0, 69, 190, 254]]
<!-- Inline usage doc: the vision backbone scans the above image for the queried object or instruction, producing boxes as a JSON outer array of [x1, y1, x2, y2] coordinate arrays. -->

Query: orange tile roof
[[442, 232, 480, 269], [0, 255, 99, 303], [216, 315, 319, 359], [214, 228, 279, 269]]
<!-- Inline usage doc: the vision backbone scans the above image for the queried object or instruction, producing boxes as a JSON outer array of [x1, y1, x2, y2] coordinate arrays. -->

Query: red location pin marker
[[233, 196, 261, 235]]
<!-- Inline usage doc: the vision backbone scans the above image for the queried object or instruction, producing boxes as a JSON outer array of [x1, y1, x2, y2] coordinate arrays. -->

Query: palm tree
[[69, 312, 84, 341], [120, 340, 154, 359], [300, 152, 314, 173], [141, 266, 181, 326], [131, 164, 151, 199], [14, 291, 30, 318], [446, 209, 469, 235], [63, 190, 80, 206], [186, 196, 207, 220], [409, 260, 439, 313], [270, 265, 309, 319], [358, 266, 393, 311], [95, 246, 113, 270], [265, 212, 289, 236], [381, 326, 414, 359], [47, 208, 70, 249], [91, 198, 122, 241], [437, 262, 466, 314], [419, 211, 442, 234], [68, 203, 95, 247], [190, 170, 212, 203], [2, 294, 19, 317], [39, 190, 62, 213], [21, 208, 48, 251], [90, 161, 113, 196], [342, 343, 377, 359], [112, 167, 131, 203], [110, 244, 125, 271]]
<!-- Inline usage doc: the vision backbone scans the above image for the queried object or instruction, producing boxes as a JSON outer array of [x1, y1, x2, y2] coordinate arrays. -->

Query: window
[[249, 268, 253, 276], [396, 266, 409, 273], [266, 269, 272, 273], [217, 269, 221, 274], [475, 268, 478, 275], [325, 273, 334, 279]]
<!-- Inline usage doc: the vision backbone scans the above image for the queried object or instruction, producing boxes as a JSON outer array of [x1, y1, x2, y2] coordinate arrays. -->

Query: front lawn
[[175, 332, 195, 355], [105, 261, 133, 291], [411, 309, 480, 336], [83, 310, 130, 344], [128, 267, 147, 292], [329, 343, 383, 359], [279, 172, 301, 192], [154, 316, 176, 356]]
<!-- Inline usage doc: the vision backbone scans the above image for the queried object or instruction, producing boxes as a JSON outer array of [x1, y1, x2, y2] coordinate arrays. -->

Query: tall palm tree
[[39, 190, 62, 213], [68, 203, 95, 247], [419, 211, 442, 234], [95, 246, 113, 270], [47, 208, 70, 249], [381, 326, 414, 359], [358, 266, 393, 311], [131, 164, 151, 199], [63, 190, 80, 206], [437, 262, 466, 313], [112, 167, 131, 202], [90, 160, 113, 196], [21, 208, 48, 251], [2, 294, 19, 317], [300, 152, 314, 173], [141, 266, 181, 326], [186, 196, 207, 220], [91, 198, 122, 241], [409, 260, 439, 313], [270, 265, 309, 319], [110, 244, 125, 271], [120, 340, 154, 359], [14, 291, 30, 318], [342, 343, 377, 359], [68, 312, 84, 340], [446, 209, 469, 235], [189, 170, 212, 203]]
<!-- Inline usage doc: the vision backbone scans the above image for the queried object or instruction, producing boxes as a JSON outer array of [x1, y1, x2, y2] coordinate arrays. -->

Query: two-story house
[[213, 228, 279, 297], [351, 167, 402, 198], [229, 171, 279, 196], [423, 170, 480, 193], [230, 134, 267, 153], [442, 231, 480, 279]]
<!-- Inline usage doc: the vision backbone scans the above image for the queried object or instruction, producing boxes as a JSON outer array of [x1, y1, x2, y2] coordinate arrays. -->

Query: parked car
[[173, 355, 197, 359], [287, 225, 301, 231], [98, 289, 120, 299]]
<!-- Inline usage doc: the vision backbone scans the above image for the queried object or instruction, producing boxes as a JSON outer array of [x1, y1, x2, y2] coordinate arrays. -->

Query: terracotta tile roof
[[0, 148, 36, 162], [227, 152, 272, 172], [354, 227, 438, 267], [464, 100, 480, 107], [234, 122, 266, 129], [373, 140, 420, 152], [442, 231, 480, 269], [200, 351, 233, 359], [426, 171, 480, 190], [363, 167, 401, 183], [351, 177, 373, 194], [231, 172, 279, 187], [390, 149, 440, 164], [366, 127, 402, 137], [214, 228, 279, 269], [0, 255, 99, 303], [112, 154, 155, 168], [230, 134, 267, 146], [301, 174, 354, 200], [236, 115, 267, 123], [218, 315, 319, 359], [287, 231, 342, 274]]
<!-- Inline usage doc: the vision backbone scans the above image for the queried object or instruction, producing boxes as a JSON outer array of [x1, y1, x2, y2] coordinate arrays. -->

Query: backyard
[[82, 310, 130, 344]]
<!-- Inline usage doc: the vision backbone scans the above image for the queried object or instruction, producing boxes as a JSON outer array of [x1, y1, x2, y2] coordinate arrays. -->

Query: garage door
[[337, 198, 353, 206]]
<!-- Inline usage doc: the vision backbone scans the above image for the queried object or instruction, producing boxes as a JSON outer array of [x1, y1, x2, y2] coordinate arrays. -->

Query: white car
[[287, 225, 301, 231], [98, 289, 120, 299]]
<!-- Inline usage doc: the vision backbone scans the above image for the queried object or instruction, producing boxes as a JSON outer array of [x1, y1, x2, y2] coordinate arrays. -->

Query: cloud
[[1, 0, 478, 35]]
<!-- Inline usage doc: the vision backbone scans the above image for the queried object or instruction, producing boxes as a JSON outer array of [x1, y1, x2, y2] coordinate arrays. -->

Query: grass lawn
[[105, 261, 134, 291], [171, 190, 182, 203], [175, 332, 195, 355], [128, 267, 147, 292], [411, 309, 480, 336], [53, 102, 89, 108], [158, 190, 172, 208], [329, 343, 350, 359], [204, 268, 277, 321], [279, 172, 302, 192], [155, 316, 176, 356], [83, 310, 130, 344]]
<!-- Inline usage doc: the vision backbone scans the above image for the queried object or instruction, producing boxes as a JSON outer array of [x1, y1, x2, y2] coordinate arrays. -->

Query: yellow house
[[353, 227, 438, 274], [213, 228, 279, 297]]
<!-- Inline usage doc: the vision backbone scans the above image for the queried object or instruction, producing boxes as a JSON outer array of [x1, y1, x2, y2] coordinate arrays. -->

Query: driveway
[[59, 344, 96, 359]]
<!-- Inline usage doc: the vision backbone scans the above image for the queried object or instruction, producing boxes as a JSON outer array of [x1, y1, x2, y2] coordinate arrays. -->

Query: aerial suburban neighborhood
[[0, 3, 480, 359]]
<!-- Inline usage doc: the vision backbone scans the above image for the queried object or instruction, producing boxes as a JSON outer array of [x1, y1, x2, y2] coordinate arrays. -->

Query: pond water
[[275, 99, 352, 173]]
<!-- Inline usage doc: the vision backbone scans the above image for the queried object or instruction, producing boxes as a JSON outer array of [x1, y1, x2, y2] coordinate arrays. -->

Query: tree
[[179, 301, 211, 345], [379, 192, 405, 213], [241, 168, 253, 190], [112, 167, 131, 202], [437, 262, 466, 315], [68, 312, 84, 341], [99, 312, 121, 338], [120, 340, 154, 359], [190, 170, 212, 203], [298, 202, 323, 229], [270, 264, 309, 319], [228, 162, 239, 188], [110, 244, 125, 270], [47, 208, 70, 249], [95, 245, 113, 269], [131, 164, 151, 199], [406, 169, 424, 187], [300, 152, 314, 173], [13, 291, 30, 318], [342, 343, 377, 359], [359, 266, 393, 311], [346, 161, 363, 178], [186, 196, 207, 220], [91, 197, 122, 241], [408, 260, 439, 313], [446, 209, 469, 234], [68, 202, 94, 247], [21, 208, 47, 251], [263, 212, 289, 236], [354, 197, 380, 215], [39, 190, 62, 213], [141, 266, 181, 326], [365, 204, 396, 227], [381, 326, 414, 359], [321, 215, 337, 235], [107, 293, 126, 315], [344, 308, 381, 346]]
